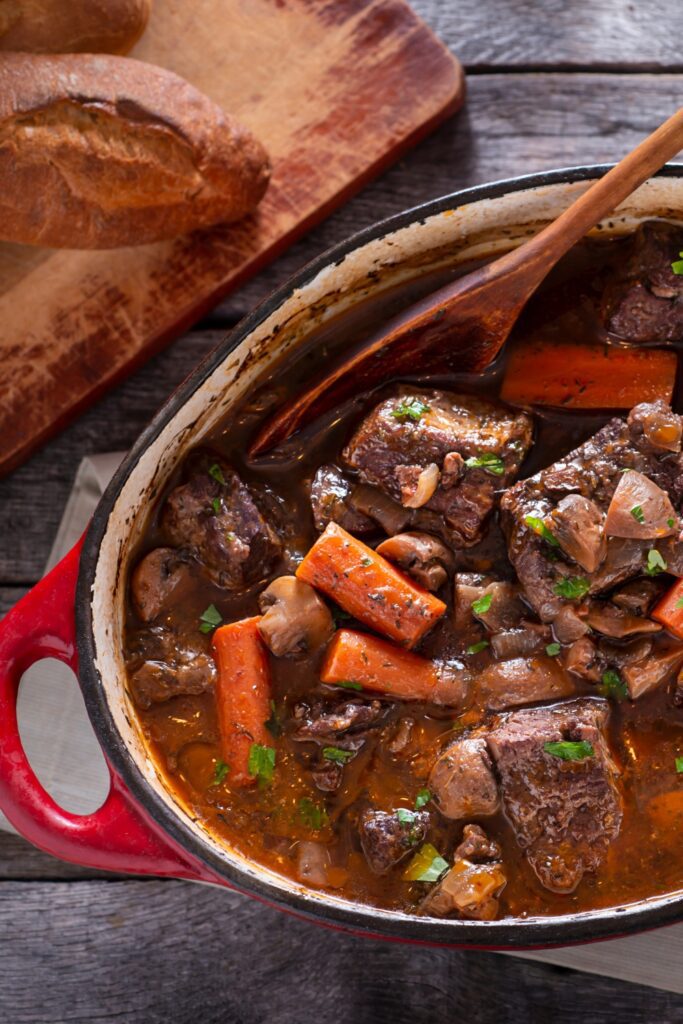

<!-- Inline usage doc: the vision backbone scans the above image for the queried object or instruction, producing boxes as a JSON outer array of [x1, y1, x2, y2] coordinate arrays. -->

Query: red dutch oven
[[2, 166, 683, 948]]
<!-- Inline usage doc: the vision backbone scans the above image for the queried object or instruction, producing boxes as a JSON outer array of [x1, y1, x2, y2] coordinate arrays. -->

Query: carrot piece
[[296, 522, 445, 648], [212, 616, 272, 786], [652, 579, 683, 639], [501, 340, 676, 409], [320, 629, 465, 706]]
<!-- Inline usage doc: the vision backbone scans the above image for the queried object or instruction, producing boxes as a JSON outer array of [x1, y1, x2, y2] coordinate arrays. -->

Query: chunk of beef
[[476, 655, 575, 711], [611, 578, 665, 616], [419, 826, 506, 920], [258, 576, 333, 657], [359, 809, 429, 875], [162, 457, 281, 590], [291, 698, 387, 743], [501, 402, 683, 622], [309, 464, 374, 535], [429, 737, 500, 820], [343, 389, 532, 548], [130, 547, 193, 622], [376, 532, 454, 591], [549, 494, 606, 573], [486, 699, 622, 893], [127, 628, 217, 708], [601, 221, 683, 343]]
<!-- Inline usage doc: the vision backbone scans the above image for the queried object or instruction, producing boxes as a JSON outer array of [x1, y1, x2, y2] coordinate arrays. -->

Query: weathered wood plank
[[1, 74, 681, 585], [0, 879, 681, 1023], [414, 0, 683, 69], [0, 832, 121, 881]]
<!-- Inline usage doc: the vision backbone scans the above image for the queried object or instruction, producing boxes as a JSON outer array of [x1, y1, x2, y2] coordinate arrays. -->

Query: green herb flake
[[199, 603, 222, 634], [247, 743, 276, 783], [265, 700, 282, 739], [414, 788, 431, 810], [553, 576, 590, 600], [471, 593, 493, 615], [212, 760, 230, 786], [543, 740, 594, 761], [211, 497, 221, 515], [524, 514, 559, 547], [466, 640, 489, 655], [322, 746, 354, 765], [630, 505, 645, 525], [396, 808, 419, 826], [668, 518, 676, 529], [403, 843, 450, 883], [676, 597, 683, 609], [334, 680, 363, 691], [645, 549, 667, 577], [209, 463, 226, 486], [600, 668, 628, 702], [545, 642, 561, 657], [672, 252, 683, 275], [676, 757, 683, 774], [360, 556, 373, 567], [391, 399, 431, 423], [299, 797, 328, 830], [465, 453, 505, 476]]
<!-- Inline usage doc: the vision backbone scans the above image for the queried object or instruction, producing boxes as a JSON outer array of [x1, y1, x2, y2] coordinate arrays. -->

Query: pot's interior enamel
[[87, 172, 683, 935]]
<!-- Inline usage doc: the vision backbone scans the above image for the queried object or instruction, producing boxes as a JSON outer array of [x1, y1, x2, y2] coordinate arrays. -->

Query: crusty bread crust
[[0, 0, 152, 55], [0, 52, 271, 249]]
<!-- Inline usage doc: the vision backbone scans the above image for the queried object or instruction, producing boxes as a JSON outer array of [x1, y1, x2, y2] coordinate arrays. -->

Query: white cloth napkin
[[3, 453, 682, 992]]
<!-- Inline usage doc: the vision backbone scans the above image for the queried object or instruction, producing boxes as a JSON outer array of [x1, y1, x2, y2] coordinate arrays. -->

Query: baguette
[[0, 0, 151, 55], [0, 52, 271, 249]]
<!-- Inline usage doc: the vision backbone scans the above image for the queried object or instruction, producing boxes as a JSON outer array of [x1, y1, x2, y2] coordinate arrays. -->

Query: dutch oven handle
[[0, 538, 215, 882]]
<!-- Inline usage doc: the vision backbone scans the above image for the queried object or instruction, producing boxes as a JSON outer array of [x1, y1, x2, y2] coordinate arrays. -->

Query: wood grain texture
[[0, 832, 120, 880], [0, 0, 462, 478], [0, 879, 682, 1023]]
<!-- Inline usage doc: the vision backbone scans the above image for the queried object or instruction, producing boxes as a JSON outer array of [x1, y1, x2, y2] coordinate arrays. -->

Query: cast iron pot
[[2, 165, 683, 948]]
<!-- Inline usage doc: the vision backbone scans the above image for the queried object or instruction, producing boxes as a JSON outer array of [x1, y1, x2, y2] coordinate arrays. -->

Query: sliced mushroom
[[396, 463, 441, 509], [621, 644, 683, 699], [130, 547, 192, 622], [490, 623, 550, 660], [258, 576, 334, 657], [552, 605, 590, 644], [454, 576, 526, 634], [549, 494, 606, 573], [376, 531, 455, 591], [584, 601, 662, 639], [605, 471, 678, 540], [562, 636, 603, 683], [350, 483, 411, 536], [611, 578, 665, 616]]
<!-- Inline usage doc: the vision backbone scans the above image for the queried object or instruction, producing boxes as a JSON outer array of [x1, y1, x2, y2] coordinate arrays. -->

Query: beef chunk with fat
[[486, 698, 622, 893], [601, 221, 683, 343], [290, 697, 388, 742], [359, 809, 429, 874], [501, 402, 683, 622], [309, 464, 374, 535], [343, 389, 532, 548], [162, 456, 281, 590], [127, 627, 217, 708]]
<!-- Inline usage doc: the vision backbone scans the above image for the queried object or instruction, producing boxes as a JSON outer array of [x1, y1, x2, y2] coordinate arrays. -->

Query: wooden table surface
[[2, 3, 683, 1020]]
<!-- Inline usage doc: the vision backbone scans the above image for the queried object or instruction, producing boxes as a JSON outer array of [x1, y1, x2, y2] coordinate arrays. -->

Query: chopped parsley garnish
[[467, 640, 489, 655], [553, 576, 590, 600], [676, 597, 683, 609], [209, 463, 226, 485], [299, 797, 328, 830], [403, 843, 450, 883], [672, 252, 683, 275], [247, 743, 276, 783], [211, 497, 221, 515], [334, 680, 363, 691], [322, 746, 354, 764], [645, 548, 667, 576], [360, 556, 373, 567], [199, 603, 222, 634], [544, 740, 594, 761], [414, 788, 431, 810], [465, 453, 505, 476], [668, 518, 676, 529], [600, 669, 628, 701], [676, 757, 683, 774], [396, 808, 419, 826], [545, 642, 561, 657], [471, 593, 492, 615], [212, 760, 230, 786], [630, 505, 645, 524], [265, 700, 282, 738], [524, 514, 559, 547], [391, 399, 431, 422]]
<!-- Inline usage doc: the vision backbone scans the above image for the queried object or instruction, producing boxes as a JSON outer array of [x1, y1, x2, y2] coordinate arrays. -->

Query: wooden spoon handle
[[500, 106, 683, 288]]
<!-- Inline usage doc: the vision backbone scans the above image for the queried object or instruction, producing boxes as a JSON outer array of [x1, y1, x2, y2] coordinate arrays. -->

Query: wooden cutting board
[[0, 0, 463, 477]]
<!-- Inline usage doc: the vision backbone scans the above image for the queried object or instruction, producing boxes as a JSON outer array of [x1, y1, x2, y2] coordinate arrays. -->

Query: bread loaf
[[0, 0, 151, 55], [0, 53, 271, 249]]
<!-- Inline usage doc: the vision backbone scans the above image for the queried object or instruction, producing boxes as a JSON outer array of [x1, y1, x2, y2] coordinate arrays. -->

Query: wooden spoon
[[250, 108, 683, 456]]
